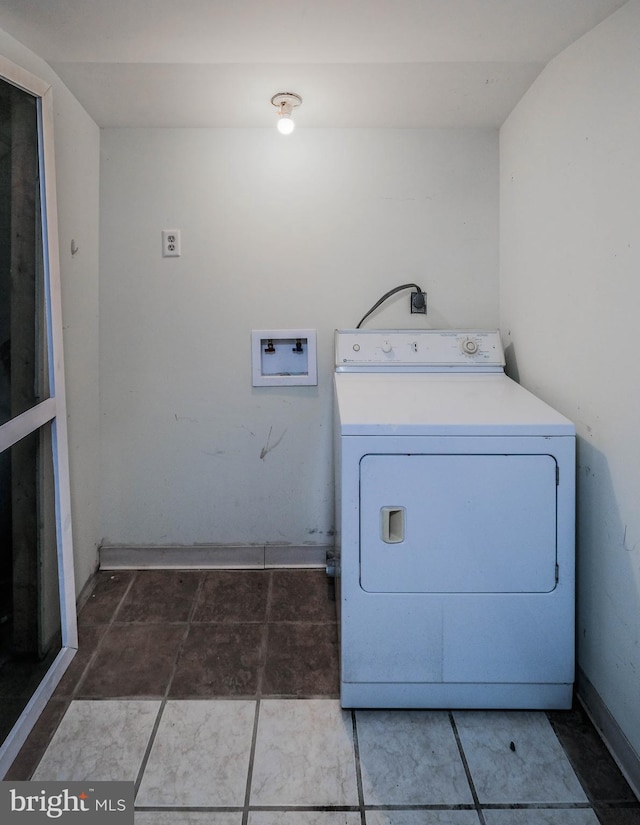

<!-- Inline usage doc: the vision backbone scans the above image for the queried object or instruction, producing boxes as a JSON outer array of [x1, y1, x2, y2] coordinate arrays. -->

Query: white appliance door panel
[[341, 599, 444, 683], [360, 454, 557, 593], [443, 596, 574, 683]]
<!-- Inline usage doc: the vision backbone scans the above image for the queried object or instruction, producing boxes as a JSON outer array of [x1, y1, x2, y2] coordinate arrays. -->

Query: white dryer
[[333, 329, 575, 709]]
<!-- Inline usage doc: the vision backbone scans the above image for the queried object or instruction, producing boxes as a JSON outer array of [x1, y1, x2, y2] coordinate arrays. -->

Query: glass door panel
[[0, 423, 61, 744], [0, 59, 77, 774], [0, 78, 48, 427]]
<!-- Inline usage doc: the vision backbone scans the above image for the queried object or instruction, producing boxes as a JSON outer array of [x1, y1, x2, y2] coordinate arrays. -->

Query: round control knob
[[461, 338, 479, 355], [381, 341, 393, 354]]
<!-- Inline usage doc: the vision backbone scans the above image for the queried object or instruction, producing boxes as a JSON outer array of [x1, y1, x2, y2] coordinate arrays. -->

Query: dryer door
[[360, 453, 557, 593]]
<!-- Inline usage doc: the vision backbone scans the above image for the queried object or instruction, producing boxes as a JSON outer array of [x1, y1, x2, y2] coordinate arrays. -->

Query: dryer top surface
[[334, 371, 575, 436]]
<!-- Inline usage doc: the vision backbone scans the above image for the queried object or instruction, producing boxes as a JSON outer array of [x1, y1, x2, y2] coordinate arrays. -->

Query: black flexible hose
[[356, 283, 425, 328]]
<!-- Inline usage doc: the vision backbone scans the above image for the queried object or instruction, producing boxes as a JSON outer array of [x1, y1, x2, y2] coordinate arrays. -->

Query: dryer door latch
[[381, 507, 405, 544]]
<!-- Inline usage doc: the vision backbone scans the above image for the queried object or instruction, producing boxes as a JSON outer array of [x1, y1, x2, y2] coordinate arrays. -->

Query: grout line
[[356, 804, 478, 812], [545, 708, 614, 811], [162, 622, 192, 699], [242, 699, 262, 825], [30, 570, 142, 769], [135, 806, 244, 813], [154, 577, 201, 702], [256, 622, 269, 699], [130, 802, 602, 813], [548, 714, 599, 811], [71, 572, 139, 698], [134, 574, 205, 797], [22, 573, 139, 778], [137, 805, 367, 813], [256, 571, 274, 698], [247, 805, 362, 810], [351, 710, 367, 825], [480, 802, 595, 810], [115, 570, 138, 614], [133, 621, 192, 797], [160, 570, 207, 700], [133, 698, 167, 799], [22, 700, 71, 780], [265, 569, 275, 621], [449, 711, 487, 825], [186, 570, 207, 623]]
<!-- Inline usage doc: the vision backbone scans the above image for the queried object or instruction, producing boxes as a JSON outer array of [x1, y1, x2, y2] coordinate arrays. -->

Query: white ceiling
[[0, 0, 628, 128]]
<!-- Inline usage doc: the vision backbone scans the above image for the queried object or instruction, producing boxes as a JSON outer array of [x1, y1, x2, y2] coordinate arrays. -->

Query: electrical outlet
[[162, 229, 181, 257], [410, 291, 427, 314]]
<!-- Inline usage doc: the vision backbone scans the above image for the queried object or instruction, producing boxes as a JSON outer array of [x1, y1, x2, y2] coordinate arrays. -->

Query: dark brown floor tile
[[115, 570, 202, 623], [262, 622, 339, 697], [548, 706, 639, 803], [53, 624, 107, 698], [269, 570, 336, 623], [594, 804, 640, 824], [4, 698, 69, 780], [0, 651, 58, 703], [0, 699, 31, 743], [192, 570, 270, 623], [0, 640, 61, 741], [76, 624, 186, 697], [169, 623, 264, 697], [78, 571, 135, 626]]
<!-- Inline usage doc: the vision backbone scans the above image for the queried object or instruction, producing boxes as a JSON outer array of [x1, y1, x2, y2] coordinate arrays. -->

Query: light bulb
[[271, 93, 302, 134], [277, 115, 295, 135]]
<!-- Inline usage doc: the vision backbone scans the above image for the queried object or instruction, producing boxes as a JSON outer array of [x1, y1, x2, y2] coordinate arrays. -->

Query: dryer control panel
[[335, 329, 505, 370]]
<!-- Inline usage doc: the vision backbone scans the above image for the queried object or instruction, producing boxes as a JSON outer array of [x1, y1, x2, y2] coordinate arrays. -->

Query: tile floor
[[5, 569, 640, 825]]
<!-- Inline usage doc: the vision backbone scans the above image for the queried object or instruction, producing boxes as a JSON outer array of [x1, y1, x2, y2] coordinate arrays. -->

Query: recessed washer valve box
[[251, 329, 318, 387]]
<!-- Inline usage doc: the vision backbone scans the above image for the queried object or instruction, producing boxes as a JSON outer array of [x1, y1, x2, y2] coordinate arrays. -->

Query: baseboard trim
[[99, 544, 331, 571], [577, 666, 640, 800]]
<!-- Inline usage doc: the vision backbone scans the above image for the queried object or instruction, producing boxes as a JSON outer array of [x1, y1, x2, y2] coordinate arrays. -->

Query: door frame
[[0, 56, 77, 776]]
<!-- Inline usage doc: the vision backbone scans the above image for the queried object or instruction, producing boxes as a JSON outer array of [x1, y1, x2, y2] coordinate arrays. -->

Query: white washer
[[333, 329, 575, 709]]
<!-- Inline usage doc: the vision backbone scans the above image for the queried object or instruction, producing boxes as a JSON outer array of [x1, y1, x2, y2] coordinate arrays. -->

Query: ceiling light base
[[271, 92, 302, 134], [270, 92, 302, 112]]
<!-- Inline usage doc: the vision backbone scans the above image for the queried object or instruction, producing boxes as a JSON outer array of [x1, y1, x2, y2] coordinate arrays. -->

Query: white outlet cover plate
[[162, 229, 181, 257]]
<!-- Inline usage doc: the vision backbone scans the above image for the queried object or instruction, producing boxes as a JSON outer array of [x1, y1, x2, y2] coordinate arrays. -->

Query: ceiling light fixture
[[271, 92, 302, 135]]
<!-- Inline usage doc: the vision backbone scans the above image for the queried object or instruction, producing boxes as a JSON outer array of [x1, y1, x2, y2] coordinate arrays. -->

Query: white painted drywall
[[501, 0, 640, 766], [99, 127, 498, 547], [0, 29, 101, 593]]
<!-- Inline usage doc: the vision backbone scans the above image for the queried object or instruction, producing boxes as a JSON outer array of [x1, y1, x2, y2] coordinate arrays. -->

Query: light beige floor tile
[[136, 700, 255, 807], [136, 813, 243, 824], [483, 810, 599, 824], [453, 711, 588, 804], [365, 811, 481, 824], [356, 710, 473, 806], [250, 699, 358, 806], [32, 700, 160, 782], [249, 813, 361, 825]]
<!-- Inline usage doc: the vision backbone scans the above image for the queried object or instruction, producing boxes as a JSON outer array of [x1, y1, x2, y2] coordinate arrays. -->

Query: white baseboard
[[99, 544, 331, 570], [577, 666, 640, 801]]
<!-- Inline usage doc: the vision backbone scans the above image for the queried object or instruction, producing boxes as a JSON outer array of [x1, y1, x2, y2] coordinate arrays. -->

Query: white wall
[[99, 127, 498, 548], [0, 31, 101, 593], [501, 0, 640, 773]]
